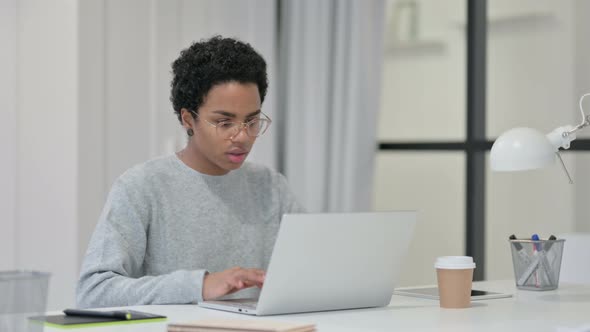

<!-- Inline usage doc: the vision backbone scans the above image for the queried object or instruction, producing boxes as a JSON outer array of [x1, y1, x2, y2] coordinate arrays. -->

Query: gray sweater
[[76, 154, 303, 308]]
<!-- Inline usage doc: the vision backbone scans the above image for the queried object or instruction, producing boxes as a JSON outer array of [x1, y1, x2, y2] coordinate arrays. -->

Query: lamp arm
[[546, 126, 576, 184], [547, 93, 590, 149], [565, 93, 590, 136], [565, 115, 590, 136]]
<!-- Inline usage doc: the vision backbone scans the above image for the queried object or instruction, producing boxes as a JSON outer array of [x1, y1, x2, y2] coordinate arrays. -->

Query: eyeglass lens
[[218, 119, 269, 138]]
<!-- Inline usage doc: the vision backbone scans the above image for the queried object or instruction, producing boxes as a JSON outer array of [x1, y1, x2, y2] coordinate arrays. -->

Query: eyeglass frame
[[188, 109, 272, 139]]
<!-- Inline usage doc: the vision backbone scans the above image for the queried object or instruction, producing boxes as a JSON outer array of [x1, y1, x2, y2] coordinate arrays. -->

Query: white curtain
[[279, 0, 386, 212]]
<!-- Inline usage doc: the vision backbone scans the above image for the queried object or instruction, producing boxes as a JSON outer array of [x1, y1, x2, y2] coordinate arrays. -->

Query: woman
[[76, 36, 303, 308]]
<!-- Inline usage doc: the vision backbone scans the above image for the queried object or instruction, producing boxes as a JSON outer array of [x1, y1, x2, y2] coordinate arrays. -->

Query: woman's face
[[182, 82, 262, 175]]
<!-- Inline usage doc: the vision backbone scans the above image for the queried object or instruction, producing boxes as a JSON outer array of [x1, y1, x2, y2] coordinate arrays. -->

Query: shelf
[[385, 40, 446, 57], [452, 11, 555, 29]]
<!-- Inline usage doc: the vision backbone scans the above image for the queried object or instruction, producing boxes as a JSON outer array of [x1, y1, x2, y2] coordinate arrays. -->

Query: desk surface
[[44, 280, 590, 332]]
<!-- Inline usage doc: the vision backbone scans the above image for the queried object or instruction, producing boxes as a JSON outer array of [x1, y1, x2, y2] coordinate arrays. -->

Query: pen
[[532, 234, 541, 287], [63, 309, 132, 320], [513, 234, 539, 286], [531, 234, 541, 251], [544, 235, 557, 251], [509, 234, 531, 264], [539, 235, 557, 286], [532, 234, 555, 286]]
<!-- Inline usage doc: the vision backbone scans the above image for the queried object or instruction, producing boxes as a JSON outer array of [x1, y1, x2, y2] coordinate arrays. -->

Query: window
[[374, 0, 590, 284]]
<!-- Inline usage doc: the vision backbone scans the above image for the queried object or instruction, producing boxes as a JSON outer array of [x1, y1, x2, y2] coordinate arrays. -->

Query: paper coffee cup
[[435, 256, 476, 309]]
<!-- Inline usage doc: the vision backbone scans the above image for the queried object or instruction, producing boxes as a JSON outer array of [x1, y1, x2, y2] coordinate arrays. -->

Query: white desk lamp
[[490, 93, 590, 184]]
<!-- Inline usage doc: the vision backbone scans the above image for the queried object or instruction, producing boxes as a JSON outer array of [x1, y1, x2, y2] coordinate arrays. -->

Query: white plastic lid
[[434, 256, 476, 269]]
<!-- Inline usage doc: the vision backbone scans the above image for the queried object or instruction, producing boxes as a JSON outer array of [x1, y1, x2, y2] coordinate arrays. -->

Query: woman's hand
[[202, 267, 266, 301]]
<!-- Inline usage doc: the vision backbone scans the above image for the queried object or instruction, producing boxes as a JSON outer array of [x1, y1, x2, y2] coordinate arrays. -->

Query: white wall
[[77, 0, 107, 266], [0, 0, 17, 272], [3, 0, 277, 310], [0, 0, 80, 310], [374, 152, 465, 286]]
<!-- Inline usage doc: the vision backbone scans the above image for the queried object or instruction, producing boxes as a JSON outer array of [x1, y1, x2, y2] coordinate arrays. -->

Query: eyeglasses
[[190, 110, 272, 140]]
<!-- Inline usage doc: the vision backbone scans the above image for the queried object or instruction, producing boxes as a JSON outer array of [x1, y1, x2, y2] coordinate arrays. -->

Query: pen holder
[[0, 271, 50, 332], [509, 238, 565, 291]]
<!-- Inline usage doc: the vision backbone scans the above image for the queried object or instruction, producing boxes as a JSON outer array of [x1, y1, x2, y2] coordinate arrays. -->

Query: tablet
[[394, 287, 512, 300]]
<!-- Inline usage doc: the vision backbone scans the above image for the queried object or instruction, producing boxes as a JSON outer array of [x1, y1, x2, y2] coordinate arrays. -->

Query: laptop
[[198, 211, 416, 316]]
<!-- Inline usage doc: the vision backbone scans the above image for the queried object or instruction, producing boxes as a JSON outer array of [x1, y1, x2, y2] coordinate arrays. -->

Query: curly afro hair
[[170, 36, 268, 123]]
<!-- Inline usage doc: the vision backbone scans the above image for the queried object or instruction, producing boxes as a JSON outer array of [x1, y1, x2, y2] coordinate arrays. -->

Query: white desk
[[44, 280, 590, 332]]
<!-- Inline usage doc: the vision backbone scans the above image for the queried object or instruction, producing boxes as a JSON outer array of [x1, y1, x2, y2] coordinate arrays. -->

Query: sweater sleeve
[[76, 178, 207, 308]]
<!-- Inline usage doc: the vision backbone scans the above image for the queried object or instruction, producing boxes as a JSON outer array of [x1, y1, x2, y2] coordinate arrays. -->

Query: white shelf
[[385, 40, 446, 56], [453, 11, 555, 29]]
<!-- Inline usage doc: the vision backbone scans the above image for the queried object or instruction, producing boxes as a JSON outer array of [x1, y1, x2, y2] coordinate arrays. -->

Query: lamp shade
[[490, 127, 557, 171]]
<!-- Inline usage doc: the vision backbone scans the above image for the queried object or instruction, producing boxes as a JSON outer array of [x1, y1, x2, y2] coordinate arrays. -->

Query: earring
[[187, 128, 194, 136]]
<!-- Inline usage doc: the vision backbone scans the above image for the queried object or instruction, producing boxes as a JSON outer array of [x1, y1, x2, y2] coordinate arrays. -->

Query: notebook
[[199, 211, 417, 316], [29, 310, 166, 329], [168, 318, 315, 332]]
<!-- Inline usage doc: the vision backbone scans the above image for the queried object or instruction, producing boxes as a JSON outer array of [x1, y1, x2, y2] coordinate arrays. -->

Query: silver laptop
[[198, 211, 416, 316]]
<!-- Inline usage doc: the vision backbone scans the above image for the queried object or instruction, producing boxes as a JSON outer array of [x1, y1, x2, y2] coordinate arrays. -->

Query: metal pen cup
[[509, 238, 565, 291]]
